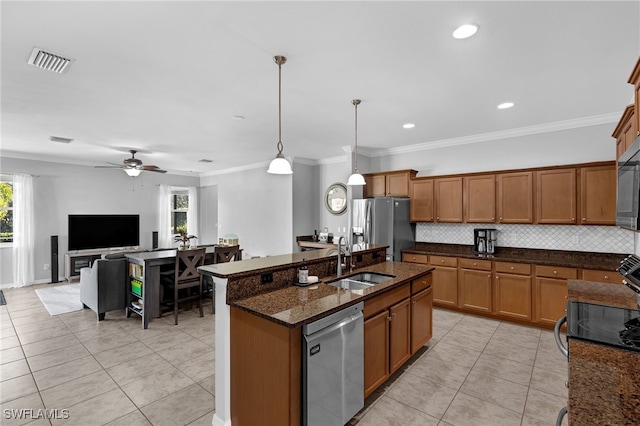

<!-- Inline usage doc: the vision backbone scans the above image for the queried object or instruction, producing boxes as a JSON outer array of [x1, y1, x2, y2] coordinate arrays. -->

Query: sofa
[[80, 255, 128, 321]]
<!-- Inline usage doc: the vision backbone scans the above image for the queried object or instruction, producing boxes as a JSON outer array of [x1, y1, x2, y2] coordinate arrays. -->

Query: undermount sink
[[327, 272, 395, 290]]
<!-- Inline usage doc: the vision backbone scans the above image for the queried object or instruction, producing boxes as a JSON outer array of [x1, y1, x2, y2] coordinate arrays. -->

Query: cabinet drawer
[[402, 253, 428, 264], [582, 269, 623, 285], [495, 262, 531, 275], [429, 256, 458, 268], [459, 258, 491, 271], [364, 283, 410, 319], [535, 265, 578, 280], [411, 274, 432, 294]]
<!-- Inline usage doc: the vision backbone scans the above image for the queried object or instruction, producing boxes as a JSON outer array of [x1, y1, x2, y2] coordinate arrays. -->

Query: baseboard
[[0, 277, 66, 290]]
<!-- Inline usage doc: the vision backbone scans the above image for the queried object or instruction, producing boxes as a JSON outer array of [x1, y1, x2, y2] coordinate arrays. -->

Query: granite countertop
[[567, 279, 638, 308], [230, 261, 434, 328], [404, 242, 627, 270]]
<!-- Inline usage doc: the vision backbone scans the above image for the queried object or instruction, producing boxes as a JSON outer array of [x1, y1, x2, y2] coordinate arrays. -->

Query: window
[[0, 179, 13, 243], [170, 189, 189, 236]]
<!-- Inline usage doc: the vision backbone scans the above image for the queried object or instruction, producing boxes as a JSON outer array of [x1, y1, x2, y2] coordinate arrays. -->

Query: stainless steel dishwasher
[[303, 301, 364, 426]]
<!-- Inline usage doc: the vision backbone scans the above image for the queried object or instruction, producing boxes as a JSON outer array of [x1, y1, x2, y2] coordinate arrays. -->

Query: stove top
[[567, 301, 640, 352]]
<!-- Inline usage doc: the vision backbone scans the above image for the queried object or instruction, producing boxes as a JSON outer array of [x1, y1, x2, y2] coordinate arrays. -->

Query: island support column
[[212, 276, 231, 426]]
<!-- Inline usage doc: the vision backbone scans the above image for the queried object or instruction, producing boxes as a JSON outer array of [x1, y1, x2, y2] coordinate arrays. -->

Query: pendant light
[[347, 99, 366, 186], [267, 55, 293, 175]]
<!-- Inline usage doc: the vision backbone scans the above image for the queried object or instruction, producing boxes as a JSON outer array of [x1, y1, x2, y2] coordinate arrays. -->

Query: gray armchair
[[80, 257, 128, 321]]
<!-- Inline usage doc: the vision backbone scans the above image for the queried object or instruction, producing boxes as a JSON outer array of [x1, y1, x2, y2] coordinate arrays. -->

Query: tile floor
[[1, 283, 569, 426]]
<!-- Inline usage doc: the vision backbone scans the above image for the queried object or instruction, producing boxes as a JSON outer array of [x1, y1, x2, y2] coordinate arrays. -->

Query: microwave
[[617, 135, 640, 230]]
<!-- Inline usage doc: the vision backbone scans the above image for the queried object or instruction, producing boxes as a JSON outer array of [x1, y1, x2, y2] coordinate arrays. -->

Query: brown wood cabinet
[[497, 171, 533, 223], [632, 57, 640, 137], [429, 256, 458, 306], [493, 262, 532, 321], [409, 179, 434, 222], [411, 286, 433, 353], [578, 165, 617, 225], [389, 298, 411, 373], [402, 252, 428, 264], [435, 177, 463, 222], [457, 258, 492, 313], [464, 175, 496, 223], [364, 310, 389, 397], [613, 104, 636, 159], [581, 268, 624, 285], [533, 265, 577, 326], [364, 170, 417, 198], [535, 168, 576, 224]]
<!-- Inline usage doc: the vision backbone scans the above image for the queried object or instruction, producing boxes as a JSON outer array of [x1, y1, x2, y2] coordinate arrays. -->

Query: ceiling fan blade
[[145, 168, 167, 174], [95, 165, 124, 169]]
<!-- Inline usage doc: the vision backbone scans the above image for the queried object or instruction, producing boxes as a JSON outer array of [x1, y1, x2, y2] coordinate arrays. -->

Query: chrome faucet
[[337, 236, 346, 277]]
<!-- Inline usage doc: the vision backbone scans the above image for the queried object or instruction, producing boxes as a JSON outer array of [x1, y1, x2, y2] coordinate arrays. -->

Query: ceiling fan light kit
[[96, 149, 167, 176], [347, 99, 366, 186], [267, 55, 293, 175], [124, 168, 142, 177]]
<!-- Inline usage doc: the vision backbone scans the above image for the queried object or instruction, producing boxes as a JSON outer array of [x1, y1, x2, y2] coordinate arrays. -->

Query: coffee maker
[[474, 228, 497, 254]]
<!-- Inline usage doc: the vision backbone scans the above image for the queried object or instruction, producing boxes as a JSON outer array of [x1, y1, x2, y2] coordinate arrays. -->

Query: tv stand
[[64, 248, 141, 281]]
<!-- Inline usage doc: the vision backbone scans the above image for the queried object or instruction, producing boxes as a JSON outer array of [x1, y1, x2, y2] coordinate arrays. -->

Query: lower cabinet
[[493, 262, 532, 321], [430, 256, 458, 306], [533, 265, 576, 326], [389, 299, 411, 373], [411, 287, 433, 353], [458, 258, 492, 313], [364, 310, 390, 397]]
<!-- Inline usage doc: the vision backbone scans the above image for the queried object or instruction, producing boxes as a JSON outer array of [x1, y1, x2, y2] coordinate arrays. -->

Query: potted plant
[[174, 232, 197, 250]]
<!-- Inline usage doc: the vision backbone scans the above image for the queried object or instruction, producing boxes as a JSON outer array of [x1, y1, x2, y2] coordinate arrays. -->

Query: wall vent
[[49, 136, 73, 144], [28, 47, 74, 74]]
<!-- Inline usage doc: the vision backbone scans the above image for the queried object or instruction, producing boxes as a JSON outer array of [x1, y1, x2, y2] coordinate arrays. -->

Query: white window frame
[[0, 175, 13, 248], [170, 187, 190, 237]]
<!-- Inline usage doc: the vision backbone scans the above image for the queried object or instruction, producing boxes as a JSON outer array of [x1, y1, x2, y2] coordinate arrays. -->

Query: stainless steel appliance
[[616, 135, 640, 230], [351, 198, 415, 261], [473, 228, 496, 254], [616, 254, 640, 308], [302, 302, 364, 426]]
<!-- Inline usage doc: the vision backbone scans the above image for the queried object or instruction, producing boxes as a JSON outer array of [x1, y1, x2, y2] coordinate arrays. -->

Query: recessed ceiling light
[[497, 102, 515, 109], [232, 115, 245, 120], [403, 123, 415, 129], [453, 24, 478, 39]]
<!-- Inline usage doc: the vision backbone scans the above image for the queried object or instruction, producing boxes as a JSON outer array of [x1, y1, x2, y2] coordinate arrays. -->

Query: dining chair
[[203, 245, 241, 314], [161, 247, 206, 325]]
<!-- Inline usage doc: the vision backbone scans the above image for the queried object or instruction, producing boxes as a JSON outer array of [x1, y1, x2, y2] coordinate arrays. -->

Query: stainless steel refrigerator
[[351, 198, 415, 261]]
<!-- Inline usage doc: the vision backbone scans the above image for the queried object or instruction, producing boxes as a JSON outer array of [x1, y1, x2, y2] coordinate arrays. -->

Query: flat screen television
[[68, 214, 140, 251]]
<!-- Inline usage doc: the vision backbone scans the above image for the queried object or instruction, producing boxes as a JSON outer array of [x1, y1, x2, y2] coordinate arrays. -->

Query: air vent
[[28, 47, 74, 74], [198, 159, 213, 163], [49, 136, 73, 144]]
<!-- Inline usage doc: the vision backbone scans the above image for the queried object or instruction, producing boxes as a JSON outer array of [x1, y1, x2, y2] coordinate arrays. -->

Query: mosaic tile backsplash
[[415, 223, 635, 254]]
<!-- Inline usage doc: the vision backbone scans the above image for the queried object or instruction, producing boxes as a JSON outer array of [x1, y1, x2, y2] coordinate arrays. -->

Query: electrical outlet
[[44, 263, 50, 270], [261, 272, 273, 284]]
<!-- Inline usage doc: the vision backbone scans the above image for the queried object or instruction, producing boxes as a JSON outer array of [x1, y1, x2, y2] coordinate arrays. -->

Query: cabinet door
[[402, 252, 428, 264], [431, 266, 458, 306], [581, 269, 623, 285], [494, 273, 532, 320], [387, 172, 410, 197], [533, 277, 568, 326], [458, 268, 492, 313], [411, 287, 433, 354], [497, 172, 533, 223], [364, 310, 389, 397], [623, 111, 637, 154], [435, 177, 463, 222], [389, 298, 411, 374], [365, 175, 386, 198], [464, 175, 496, 223], [409, 179, 434, 222], [535, 169, 576, 224], [579, 165, 616, 225]]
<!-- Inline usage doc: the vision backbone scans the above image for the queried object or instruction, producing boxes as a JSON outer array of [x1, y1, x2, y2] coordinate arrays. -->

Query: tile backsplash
[[415, 223, 635, 254]]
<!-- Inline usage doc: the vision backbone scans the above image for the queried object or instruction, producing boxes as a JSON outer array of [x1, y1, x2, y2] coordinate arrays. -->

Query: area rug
[[36, 284, 83, 316]]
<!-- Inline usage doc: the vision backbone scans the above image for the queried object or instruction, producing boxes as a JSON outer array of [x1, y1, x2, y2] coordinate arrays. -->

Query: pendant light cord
[[353, 99, 361, 172], [277, 59, 283, 155]]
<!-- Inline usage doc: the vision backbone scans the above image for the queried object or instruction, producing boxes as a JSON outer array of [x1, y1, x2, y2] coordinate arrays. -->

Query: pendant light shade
[[267, 55, 293, 175], [124, 168, 141, 177], [347, 99, 365, 186]]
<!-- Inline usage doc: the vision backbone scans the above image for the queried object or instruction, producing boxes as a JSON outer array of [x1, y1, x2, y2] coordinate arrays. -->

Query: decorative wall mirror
[[325, 183, 348, 215]]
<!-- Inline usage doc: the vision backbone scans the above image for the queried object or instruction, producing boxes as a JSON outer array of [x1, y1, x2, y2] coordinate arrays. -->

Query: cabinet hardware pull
[[473, 262, 477, 266], [436, 217, 440, 220], [510, 266, 514, 270], [604, 275, 609, 279], [554, 270, 558, 274], [412, 301, 416, 305], [496, 276, 499, 279], [572, 218, 575, 221], [441, 260, 445, 263], [487, 275, 491, 278], [387, 316, 392, 322], [582, 218, 586, 221]]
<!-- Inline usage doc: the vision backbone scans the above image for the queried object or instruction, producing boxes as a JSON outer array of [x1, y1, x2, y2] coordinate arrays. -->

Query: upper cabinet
[[434, 177, 463, 222], [628, 57, 640, 143], [497, 172, 533, 223], [612, 104, 636, 159], [409, 179, 433, 222], [364, 170, 417, 198], [535, 168, 577, 224], [464, 175, 496, 223], [578, 165, 617, 225]]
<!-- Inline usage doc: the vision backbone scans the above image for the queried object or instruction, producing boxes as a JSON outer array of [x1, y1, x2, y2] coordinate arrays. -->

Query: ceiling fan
[[96, 150, 167, 176]]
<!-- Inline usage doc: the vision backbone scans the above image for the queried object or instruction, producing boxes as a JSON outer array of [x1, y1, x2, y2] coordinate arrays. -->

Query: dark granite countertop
[[230, 261, 433, 328], [404, 242, 627, 270]]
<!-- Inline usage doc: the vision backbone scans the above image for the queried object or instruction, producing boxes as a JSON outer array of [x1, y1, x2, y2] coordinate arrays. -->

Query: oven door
[[617, 137, 640, 230]]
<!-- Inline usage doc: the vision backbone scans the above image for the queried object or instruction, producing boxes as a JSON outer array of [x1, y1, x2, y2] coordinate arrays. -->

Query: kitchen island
[[198, 245, 433, 426]]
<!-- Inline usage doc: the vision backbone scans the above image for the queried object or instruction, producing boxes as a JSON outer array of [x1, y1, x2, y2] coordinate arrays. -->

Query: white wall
[[0, 157, 199, 286], [292, 162, 319, 252], [199, 184, 219, 246], [317, 159, 351, 241]]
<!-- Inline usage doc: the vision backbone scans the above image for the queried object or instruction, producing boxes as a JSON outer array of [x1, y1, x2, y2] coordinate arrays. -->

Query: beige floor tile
[[408, 351, 471, 390], [40, 370, 117, 409], [140, 329, 195, 352], [1, 358, 31, 382], [521, 413, 568, 426], [50, 388, 136, 426], [0, 392, 46, 426], [490, 328, 540, 350], [155, 339, 212, 365], [21, 334, 81, 358], [82, 331, 138, 354], [93, 340, 154, 369], [6, 301, 44, 313], [529, 365, 568, 398], [14, 316, 65, 336], [439, 328, 491, 352], [26, 343, 90, 372], [72, 322, 128, 343], [121, 367, 195, 407], [428, 341, 481, 368], [16, 324, 73, 345], [0, 325, 17, 339], [187, 411, 215, 426], [175, 350, 216, 382], [455, 314, 500, 332], [358, 395, 439, 426], [432, 309, 465, 328], [441, 392, 522, 426], [1, 335, 21, 350], [141, 383, 214, 425], [496, 321, 542, 338], [0, 374, 38, 404], [106, 353, 173, 387], [1, 346, 25, 365], [9, 308, 51, 321], [385, 372, 458, 419], [33, 355, 103, 391], [105, 409, 152, 426], [523, 388, 568, 424], [197, 375, 215, 396], [460, 370, 529, 414], [472, 352, 533, 386], [483, 338, 537, 366]]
